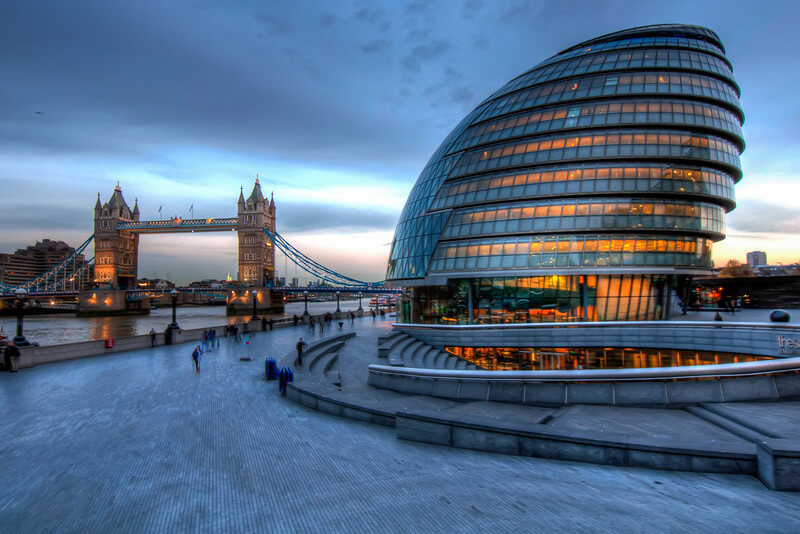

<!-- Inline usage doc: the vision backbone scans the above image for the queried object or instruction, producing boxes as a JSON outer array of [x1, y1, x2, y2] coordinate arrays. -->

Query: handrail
[[368, 356, 800, 381]]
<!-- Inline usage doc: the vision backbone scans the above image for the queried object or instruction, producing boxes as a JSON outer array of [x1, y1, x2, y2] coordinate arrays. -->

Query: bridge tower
[[237, 178, 275, 286], [93, 183, 139, 289]]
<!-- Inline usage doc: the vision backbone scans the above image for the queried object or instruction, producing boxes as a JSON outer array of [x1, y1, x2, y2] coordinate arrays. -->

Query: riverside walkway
[[1, 317, 799, 532]]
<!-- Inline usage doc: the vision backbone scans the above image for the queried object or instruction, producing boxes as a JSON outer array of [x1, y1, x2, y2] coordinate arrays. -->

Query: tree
[[718, 259, 753, 278]]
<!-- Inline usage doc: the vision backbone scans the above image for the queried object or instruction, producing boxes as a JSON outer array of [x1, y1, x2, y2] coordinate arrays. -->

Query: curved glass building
[[387, 24, 743, 324]]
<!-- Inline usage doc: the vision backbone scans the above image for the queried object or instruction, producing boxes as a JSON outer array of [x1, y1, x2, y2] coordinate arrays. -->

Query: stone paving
[[1, 317, 800, 532]]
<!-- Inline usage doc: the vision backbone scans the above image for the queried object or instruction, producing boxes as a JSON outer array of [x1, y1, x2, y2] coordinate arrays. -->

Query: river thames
[[1, 299, 365, 346]]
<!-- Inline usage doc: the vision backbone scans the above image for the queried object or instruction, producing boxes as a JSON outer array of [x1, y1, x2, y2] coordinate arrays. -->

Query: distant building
[[138, 278, 176, 290], [187, 279, 224, 289], [290, 277, 299, 287], [277, 276, 286, 286], [0, 239, 91, 287], [746, 251, 767, 268]]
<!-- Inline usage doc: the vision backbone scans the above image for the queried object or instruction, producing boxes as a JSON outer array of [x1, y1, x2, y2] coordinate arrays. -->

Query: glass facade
[[431, 165, 736, 210], [387, 24, 743, 326], [441, 199, 725, 239], [444, 346, 771, 371]]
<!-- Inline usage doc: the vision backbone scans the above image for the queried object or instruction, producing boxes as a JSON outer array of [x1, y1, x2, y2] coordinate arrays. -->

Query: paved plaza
[[1, 317, 799, 532]]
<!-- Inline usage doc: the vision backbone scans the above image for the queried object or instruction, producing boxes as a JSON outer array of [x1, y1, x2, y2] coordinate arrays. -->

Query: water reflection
[[1, 300, 363, 346]]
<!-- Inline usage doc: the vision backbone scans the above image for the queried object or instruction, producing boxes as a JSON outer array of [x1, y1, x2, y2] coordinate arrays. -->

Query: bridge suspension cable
[[263, 228, 381, 288], [1, 235, 95, 294]]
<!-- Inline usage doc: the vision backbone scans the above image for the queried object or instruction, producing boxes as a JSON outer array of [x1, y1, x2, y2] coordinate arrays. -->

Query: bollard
[[265, 358, 278, 380]]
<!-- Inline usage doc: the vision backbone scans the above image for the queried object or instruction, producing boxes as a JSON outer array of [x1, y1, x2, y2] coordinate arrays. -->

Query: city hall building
[[387, 24, 743, 326]]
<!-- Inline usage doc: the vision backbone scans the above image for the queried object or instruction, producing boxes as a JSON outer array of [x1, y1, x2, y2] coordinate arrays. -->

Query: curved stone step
[[388, 336, 418, 363], [378, 333, 411, 358], [444, 355, 457, 370], [310, 351, 338, 374], [420, 347, 439, 369], [406, 341, 429, 367], [454, 359, 467, 370], [432, 351, 448, 369], [324, 369, 341, 387], [377, 330, 404, 345], [305, 341, 344, 371]]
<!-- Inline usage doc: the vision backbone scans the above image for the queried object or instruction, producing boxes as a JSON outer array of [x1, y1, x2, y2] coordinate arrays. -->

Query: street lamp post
[[357, 292, 363, 312], [168, 289, 180, 330], [251, 289, 259, 321], [13, 288, 30, 346], [335, 291, 341, 313], [303, 290, 309, 316]]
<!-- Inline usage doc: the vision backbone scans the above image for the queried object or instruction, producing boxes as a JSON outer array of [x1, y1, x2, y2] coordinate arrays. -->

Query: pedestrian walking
[[293, 314, 298, 326], [268, 318, 274, 331], [191, 345, 202, 373], [296, 337, 308, 365], [206, 329, 215, 352], [371, 309, 376, 320], [149, 328, 156, 347], [319, 321, 324, 334], [261, 316, 268, 331]]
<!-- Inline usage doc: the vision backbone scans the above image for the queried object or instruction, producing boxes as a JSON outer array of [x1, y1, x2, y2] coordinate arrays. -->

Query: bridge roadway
[[1, 318, 798, 532]]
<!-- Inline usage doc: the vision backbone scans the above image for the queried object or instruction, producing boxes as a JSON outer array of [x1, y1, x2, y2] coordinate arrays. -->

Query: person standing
[[296, 337, 308, 365], [191, 345, 202, 373], [4, 342, 20, 372], [261, 316, 268, 331]]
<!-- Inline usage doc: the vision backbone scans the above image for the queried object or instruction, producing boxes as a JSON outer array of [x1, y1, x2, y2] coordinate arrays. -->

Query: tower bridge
[[0, 178, 395, 315], [94, 179, 275, 289]]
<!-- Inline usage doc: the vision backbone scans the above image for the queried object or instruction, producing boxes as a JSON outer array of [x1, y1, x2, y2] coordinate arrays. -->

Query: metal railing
[[368, 355, 800, 382]]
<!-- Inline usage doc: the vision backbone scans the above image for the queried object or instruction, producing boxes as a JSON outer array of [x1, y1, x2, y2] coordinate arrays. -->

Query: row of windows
[[438, 235, 706, 257], [432, 164, 735, 210], [441, 199, 725, 240], [470, 130, 739, 162], [477, 71, 740, 124], [450, 99, 742, 155], [495, 48, 734, 99], [531, 35, 726, 72], [450, 130, 741, 179], [428, 234, 712, 272]]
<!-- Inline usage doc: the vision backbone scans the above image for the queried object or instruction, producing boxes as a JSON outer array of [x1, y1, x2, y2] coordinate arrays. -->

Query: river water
[[1, 299, 368, 346]]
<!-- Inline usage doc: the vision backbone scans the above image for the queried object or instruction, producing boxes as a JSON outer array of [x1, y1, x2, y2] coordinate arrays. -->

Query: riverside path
[[1, 317, 799, 532]]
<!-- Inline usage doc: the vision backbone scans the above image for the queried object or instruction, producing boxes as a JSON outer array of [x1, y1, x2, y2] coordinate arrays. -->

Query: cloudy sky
[[1, 0, 798, 284]]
